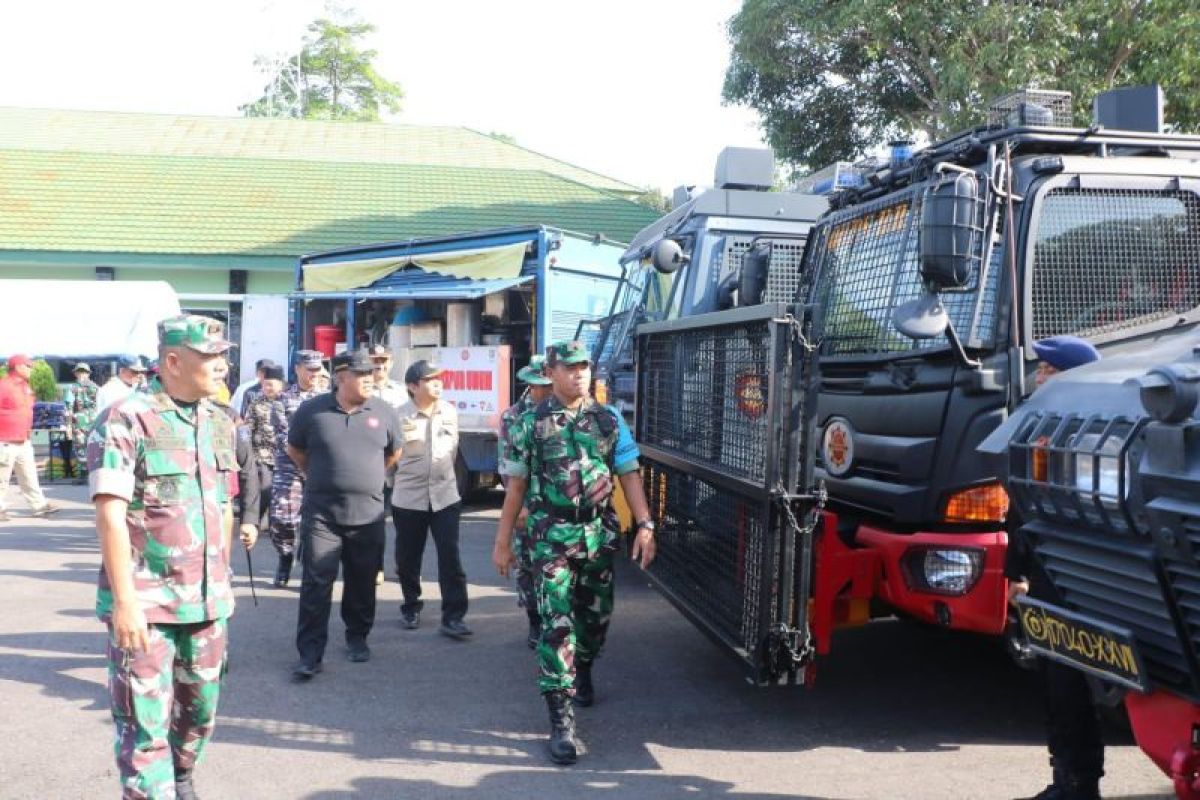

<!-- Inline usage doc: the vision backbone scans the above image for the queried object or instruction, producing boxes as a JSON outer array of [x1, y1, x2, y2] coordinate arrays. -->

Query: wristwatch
[[635, 518, 656, 534]]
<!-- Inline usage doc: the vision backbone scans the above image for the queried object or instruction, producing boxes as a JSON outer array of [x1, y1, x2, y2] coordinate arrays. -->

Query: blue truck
[[291, 225, 629, 495]]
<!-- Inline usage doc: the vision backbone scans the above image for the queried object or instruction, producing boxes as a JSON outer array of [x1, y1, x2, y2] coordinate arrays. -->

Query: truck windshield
[[1031, 187, 1200, 340], [810, 188, 1001, 357]]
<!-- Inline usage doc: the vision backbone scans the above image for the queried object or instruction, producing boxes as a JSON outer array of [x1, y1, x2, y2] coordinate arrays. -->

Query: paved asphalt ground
[[0, 484, 1175, 800]]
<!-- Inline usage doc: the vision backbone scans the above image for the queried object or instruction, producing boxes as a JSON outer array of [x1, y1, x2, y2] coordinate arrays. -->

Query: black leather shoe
[[175, 772, 199, 800], [291, 660, 323, 681], [347, 640, 371, 663], [401, 610, 420, 629], [440, 619, 473, 639], [545, 691, 579, 765], [573, 661, 594, 707], [274, 554, 294, 587]]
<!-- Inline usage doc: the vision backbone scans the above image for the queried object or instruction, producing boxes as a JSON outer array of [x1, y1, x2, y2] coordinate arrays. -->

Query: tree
[[724, 0, 1200, 171], [29, 360, 61, 402], [241, 6, 402, 121]]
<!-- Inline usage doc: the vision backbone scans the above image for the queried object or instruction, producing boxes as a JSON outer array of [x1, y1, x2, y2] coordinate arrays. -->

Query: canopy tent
[[301, 241, 527, 292], [0, 279, 180, 359]]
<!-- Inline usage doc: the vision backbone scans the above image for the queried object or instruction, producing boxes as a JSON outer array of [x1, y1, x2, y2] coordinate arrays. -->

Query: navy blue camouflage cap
[[157, 315, 234, 354], [295, 349, 324, 370], [546, 340, 591, 367]]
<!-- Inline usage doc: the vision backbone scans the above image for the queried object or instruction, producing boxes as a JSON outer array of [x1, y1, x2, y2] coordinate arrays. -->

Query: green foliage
[[29, 360, 60, 402], [634, 188, 671, 213], [724, 0, 1200, 171], [242, 5, 403, 121]]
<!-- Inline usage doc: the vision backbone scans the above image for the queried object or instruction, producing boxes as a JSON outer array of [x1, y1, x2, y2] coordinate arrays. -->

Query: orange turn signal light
[[943, 482, 1010, 524], [594, 378, 608, 405]]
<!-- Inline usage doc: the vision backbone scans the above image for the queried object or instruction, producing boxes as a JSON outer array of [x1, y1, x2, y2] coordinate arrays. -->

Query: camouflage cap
[[158, 315, 234, 354], [546, 340, 591, 367], [516, 355, 551, 385]]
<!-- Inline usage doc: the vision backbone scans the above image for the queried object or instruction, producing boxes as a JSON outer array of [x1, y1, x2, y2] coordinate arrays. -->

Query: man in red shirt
[[0, 354, 59, 522]]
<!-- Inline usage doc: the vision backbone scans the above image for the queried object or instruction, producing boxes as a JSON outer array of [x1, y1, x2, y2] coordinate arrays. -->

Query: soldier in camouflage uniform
[[268, 350, 325, 586], [243, 363, 286, 532], [493, 340, 656, 765], [88, 315, 240, 800], [497, 355, 554, 648], [65, 362, 99, 481]]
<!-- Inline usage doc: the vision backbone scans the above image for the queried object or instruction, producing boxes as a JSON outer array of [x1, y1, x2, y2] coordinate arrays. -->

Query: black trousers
[[256, 463, 274, 531], [295, 514, 385, 664], [1042, 657, 1105, 780], [392, 503, 467, 623]]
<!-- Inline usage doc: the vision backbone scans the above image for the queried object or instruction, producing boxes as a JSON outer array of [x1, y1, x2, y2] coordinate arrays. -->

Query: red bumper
[[810, 510, 1009, 654], [1126, 691, 1200, 799]]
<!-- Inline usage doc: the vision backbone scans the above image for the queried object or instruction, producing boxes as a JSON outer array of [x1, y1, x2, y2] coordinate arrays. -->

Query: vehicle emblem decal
[[823, 418, 855, 477]]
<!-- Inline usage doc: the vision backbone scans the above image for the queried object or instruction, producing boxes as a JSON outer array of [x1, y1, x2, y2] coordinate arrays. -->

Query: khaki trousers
[[0, 440, 47, 513]]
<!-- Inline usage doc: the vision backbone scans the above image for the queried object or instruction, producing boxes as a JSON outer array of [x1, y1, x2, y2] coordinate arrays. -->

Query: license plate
[[1016, 597, 1149, 691]]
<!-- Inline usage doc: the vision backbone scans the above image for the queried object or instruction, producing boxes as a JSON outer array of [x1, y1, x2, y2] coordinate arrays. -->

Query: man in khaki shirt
[[392, 360, 470, 639]]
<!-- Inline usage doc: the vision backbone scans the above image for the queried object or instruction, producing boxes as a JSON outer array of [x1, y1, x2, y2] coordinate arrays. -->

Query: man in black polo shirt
[[287, 350, 402, 679]]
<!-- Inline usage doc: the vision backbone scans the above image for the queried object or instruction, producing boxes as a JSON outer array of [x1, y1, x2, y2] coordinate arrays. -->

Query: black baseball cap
[[404, 360, 444, 385], [332, 350, 374, 374]]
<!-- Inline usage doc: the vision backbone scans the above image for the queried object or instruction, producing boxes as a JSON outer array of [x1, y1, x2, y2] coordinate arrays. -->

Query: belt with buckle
[[534, 503, 605, 524]]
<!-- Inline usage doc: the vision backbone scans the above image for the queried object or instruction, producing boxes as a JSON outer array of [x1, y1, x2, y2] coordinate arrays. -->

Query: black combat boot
[[1017, 763, 1101, 800], [526, 610, 540, 650], [174, 770, 200, 800], [574, 660, 594, 707], [274, 553, 293, 587], [545, 691, 579, 765]]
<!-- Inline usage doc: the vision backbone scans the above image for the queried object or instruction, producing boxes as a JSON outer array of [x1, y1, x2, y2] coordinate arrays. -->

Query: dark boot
[[545, 691, 579, 765], [526, 610, 540, 650], [274, 553, 294, 587], [574, 660, 594, 707], [175, 770, 200, 800], [1017, 763, 1101, 800]]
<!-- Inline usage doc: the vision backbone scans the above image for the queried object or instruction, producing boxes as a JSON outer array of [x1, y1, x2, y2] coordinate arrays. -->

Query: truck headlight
[[903, 547, 985, 596]]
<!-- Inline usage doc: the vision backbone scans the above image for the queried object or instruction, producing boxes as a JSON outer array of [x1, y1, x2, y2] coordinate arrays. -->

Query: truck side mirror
[[651, 239, 688, 274], [918, 171, 984, 291], [738, 242, 770, 306]]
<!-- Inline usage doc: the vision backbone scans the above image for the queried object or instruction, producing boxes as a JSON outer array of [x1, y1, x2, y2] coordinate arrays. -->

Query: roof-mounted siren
[[714, 146, 775, 191], [794, 161, 863, 196], [986, 89, 1073, 128], [1093, 84, 1165, 133]]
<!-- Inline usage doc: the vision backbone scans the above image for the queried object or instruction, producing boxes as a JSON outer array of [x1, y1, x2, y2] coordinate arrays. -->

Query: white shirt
[[95, 376, 139, 416], [230, 379, 258, 417], [372, 379, 406, 410]]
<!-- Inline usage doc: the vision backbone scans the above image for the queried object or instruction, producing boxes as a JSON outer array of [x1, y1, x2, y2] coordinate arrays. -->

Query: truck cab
[[805, 87, 1200, 640], [587, 147, 827, 413]]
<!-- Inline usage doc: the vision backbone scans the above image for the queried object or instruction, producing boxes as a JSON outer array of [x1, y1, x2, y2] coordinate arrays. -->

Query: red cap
[[7, 354, 33, 370]]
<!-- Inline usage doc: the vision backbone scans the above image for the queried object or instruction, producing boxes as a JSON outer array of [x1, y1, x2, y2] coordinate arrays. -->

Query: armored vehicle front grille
[[1032, 527, 1195, 696]]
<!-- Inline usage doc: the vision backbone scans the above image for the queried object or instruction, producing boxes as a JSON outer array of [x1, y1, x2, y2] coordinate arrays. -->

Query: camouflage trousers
[[106, 618, 228, 799], [529, 512, 617, 695], [512, 521, 538, 617], [269, 471, 304, 557]]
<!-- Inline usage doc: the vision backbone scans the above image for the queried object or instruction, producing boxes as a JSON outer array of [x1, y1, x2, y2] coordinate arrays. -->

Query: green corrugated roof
[[0, 107, 641, 195], [0, 149, 660, 255]]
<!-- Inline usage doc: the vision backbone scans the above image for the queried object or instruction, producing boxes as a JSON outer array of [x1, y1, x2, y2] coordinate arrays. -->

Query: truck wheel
[[455, 454, 472, 502]]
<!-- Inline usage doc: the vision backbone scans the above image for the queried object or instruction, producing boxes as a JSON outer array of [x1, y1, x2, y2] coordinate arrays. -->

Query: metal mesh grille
[[643, 459, 777, 655], [1032, 188, 1200, 341], [638, 320, 775, 483], [987, 89, 1074, 127], [813, 191, 1000, 355], [718, 237, 809, 306]]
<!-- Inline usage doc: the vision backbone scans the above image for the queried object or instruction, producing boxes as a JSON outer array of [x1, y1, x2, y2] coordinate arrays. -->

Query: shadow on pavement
[[303, 771, 824, 800]]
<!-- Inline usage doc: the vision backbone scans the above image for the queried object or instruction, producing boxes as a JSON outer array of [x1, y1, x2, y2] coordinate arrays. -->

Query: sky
[[0, 0, 767, 194]]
